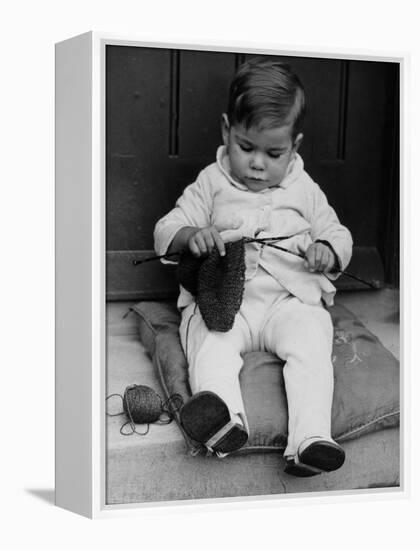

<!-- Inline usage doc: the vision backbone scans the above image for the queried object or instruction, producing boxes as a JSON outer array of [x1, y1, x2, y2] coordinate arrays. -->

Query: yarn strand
[[105, 393, 126, 416]]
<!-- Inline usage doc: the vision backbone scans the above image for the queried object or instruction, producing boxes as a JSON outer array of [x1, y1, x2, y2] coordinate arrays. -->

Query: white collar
[[216, 145, 303, 192]]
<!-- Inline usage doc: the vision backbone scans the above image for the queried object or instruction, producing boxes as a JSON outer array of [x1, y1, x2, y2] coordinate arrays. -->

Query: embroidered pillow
[[131, 301, 399, 455]]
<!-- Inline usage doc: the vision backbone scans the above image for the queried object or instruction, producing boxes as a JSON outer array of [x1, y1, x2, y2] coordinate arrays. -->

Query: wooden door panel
[[106, 46, 171, 156], [342, 61, 392, 246], [178, 50, 236, 159], [106, 46, 172, 250]]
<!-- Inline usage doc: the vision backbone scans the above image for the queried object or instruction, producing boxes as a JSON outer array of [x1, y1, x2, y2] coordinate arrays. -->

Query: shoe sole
[[180, 391, 248, 453], [284, 441, 345, 477], [284, 461, 322, 477]]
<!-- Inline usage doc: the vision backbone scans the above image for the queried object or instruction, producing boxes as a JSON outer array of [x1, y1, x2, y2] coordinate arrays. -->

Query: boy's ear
[[221, 114, 230, 146], [293, 132, 304, 152]]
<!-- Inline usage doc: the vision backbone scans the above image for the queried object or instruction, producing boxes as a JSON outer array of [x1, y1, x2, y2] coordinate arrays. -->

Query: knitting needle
[[250, 234, 303, 243], [249, 239, 378, 289], [245, 238, 304, 258], [132, 235, 298, 265], [132, 239, 379, 289], [132, 251, 180, 265], [133, 234, 309, 264]]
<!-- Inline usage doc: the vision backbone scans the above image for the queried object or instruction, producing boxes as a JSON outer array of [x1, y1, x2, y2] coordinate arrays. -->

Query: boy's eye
[[267, 151, 281, 159], [239, 143, 253, 152]]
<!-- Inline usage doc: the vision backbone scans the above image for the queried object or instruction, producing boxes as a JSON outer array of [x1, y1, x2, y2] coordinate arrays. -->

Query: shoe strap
[[205, 420, 237, 449]]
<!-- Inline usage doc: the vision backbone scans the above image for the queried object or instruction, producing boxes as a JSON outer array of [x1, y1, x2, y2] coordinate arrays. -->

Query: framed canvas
[[55, 32, 406, 518]]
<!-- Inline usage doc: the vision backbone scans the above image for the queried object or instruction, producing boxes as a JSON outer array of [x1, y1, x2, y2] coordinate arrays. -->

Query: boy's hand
[[304, 242, 336, 273], [188, 226, 226, 258]]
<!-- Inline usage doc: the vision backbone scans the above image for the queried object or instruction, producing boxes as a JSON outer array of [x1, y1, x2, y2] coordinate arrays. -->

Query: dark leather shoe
[[284, 440, 345, 477], [180, 391, 248, 454]]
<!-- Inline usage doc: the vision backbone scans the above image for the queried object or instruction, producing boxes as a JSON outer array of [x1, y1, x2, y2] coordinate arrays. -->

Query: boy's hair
[[227, 57, 306, 138]]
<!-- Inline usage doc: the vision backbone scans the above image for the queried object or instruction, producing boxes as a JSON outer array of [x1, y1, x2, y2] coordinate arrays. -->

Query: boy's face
[[221, 115, 303, 192]]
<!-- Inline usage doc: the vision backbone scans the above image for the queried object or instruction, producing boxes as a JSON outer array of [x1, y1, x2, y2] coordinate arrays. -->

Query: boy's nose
[[249, 152, 265, 170]]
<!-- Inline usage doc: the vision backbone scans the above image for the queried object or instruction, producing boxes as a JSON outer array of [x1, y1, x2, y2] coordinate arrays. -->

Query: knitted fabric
[[177, 239, 246, 332], [177, 253, 202, 296]]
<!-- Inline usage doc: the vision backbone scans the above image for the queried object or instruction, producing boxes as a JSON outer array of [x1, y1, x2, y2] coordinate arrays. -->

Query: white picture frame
[[55, 31, 407, 518]]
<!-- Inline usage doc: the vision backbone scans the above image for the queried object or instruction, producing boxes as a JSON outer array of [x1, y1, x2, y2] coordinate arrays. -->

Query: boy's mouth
[[246, 176, 266, 182]]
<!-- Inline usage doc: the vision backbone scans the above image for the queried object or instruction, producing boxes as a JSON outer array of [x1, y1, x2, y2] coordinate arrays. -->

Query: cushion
[[131, 301, 399, 455]]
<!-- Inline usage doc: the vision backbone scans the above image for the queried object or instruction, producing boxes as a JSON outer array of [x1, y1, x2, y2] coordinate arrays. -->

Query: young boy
[[154, 58, 353, 477]]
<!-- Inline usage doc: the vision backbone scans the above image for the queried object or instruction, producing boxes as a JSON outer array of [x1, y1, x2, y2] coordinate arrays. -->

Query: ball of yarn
[[123, 384, 162, 424]]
